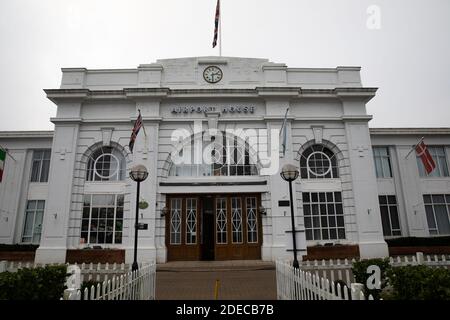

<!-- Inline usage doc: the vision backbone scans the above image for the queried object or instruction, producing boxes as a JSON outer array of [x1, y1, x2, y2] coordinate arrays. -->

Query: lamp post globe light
[[280, 164, 300, 269], [129, 164, 149, 272]]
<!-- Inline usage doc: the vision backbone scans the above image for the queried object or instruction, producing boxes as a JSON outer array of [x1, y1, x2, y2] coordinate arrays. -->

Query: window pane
[[425, 205, 436, 229], [329, 229, 337, 239], [30, 160, 40, 182], [40, 160, 50, 182], [26, 200, 37, 210], [37, 200, 45, 210], [326, 192, 333, 202], [303, 193, 310, 203], [434, 205, 450, 234], [387, 196, 397, 205], [380, 206, 392, 236], [334, 192, 342, 203], [303, 205, 311, 216], [423, 195, 431, 204], [304, 217, 312, 229], [389, 206, 401, 230], [374, 157, 383, 178], [22, 211, 34, 238], [336, 216, 344, 227], [432, 195, 445, 204]]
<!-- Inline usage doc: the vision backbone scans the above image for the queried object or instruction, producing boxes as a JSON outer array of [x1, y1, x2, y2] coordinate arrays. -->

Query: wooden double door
[[165, 194, 262, 261]]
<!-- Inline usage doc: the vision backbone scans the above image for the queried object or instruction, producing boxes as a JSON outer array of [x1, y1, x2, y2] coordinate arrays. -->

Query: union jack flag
[[129, 111, 143, 153], [212, 0, 220, 48]]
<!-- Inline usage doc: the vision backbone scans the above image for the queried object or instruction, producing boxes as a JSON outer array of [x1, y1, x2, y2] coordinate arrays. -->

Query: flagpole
[[404, 136, 424, 159], [219, 0, 222, 57], [138, 109, 147, 137], [0, 146, 16, 162]]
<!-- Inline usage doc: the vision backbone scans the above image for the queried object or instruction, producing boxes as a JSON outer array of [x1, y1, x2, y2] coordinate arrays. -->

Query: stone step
[[157, 260, 275, 272]]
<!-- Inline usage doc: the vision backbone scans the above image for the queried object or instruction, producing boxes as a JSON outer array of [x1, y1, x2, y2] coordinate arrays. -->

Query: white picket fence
[[297, 258, 356, 286], [276, 252, 450, 300], [276, 260, 372, 300], [295, 252, 450, 287], [64, 262, 156, 300], [389, 253, 450, 268], [0, 260, 157, 301]]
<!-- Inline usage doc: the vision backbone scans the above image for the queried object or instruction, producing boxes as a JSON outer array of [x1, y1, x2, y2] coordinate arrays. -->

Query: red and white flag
[[212, 0, 220, 48], [415, 140, 436, 174], [129, 111, 143, 153]]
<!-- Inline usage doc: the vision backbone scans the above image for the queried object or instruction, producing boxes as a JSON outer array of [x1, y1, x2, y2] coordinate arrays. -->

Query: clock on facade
[[203, 66, 223, 83]]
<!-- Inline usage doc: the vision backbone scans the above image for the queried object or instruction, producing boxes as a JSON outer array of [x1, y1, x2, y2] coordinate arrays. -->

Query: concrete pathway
[[156, 260, 277, 300]]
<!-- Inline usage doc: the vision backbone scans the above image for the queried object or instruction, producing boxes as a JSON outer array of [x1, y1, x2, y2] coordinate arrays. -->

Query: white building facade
[[0, 57, 449, 264]]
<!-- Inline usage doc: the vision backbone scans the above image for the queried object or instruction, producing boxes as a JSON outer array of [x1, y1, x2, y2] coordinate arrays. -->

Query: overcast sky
[[0, 0, 448, 131]]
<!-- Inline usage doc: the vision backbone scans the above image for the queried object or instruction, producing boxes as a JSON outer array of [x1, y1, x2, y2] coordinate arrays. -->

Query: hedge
[[385, 236, 450, 247], [0, 265, 67, 300], [383, 265, 450, 300], [0, 244, 39, 252]]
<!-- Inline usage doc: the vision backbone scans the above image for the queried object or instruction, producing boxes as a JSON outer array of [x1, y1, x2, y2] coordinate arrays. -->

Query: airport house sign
[[171, 106, 255, 115]]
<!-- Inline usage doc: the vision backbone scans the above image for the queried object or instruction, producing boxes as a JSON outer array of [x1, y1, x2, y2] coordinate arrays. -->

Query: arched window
[[300, 144, 338, 179], [86, 146, 126, 181], [169, 132, 258, 177]]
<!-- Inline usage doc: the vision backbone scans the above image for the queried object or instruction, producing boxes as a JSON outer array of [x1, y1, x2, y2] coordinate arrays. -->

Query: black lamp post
[[280, 163, 300, 269], [129, 164, 149, 272]]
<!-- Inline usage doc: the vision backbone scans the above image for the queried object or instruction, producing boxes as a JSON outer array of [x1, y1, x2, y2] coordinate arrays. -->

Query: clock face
[[203, 66, 223, 83]]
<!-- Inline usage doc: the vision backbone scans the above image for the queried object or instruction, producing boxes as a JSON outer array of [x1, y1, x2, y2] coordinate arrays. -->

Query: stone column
[[35, 122, 80, 263]]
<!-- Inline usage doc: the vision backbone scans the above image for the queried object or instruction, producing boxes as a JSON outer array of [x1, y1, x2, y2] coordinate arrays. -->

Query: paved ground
[[156, 261, 277, 300]]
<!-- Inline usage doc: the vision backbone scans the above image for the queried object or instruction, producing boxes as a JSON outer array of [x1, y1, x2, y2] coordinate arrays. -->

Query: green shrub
[[352, 258, 391, 300], [383, 265, 450, 300], [0, 265, 67, 300], [385, 236, 450, 247], [0, 244, 39, 252]]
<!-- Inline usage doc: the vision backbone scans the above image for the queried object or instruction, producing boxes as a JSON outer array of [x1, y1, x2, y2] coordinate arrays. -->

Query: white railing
[[64, 262, 156, 300], [389, 253, 450, 268], [294, 252, 450, 287], [297, 258, 356, 286], [276, 260, 373, 300]]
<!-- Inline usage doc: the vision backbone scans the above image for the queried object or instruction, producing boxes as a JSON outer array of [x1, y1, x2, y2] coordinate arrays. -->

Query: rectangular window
[[216, 198, 227, 244], [22, 200, 45, 243], [303, 192, 345, 241], [170, 198, 182, 244], [373, 147, 393, 178], [186, 198, 197, 244], [81, 194, 124, 245], [378, 195, 401, 237], [423, 195, 450, 235], [231, 197, 243, 243], [30, 149, 51, 182], [417, 147, 449, 177], [246, 197, 258, 243]]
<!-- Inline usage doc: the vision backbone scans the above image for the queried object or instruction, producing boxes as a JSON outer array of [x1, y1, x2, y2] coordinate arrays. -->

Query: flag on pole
[[280, 107, 289, 157], [0, 148, 6, 182], [129, 111, 143, 153], [415, 139, 436, 174], [212, 0, 220, 48]]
